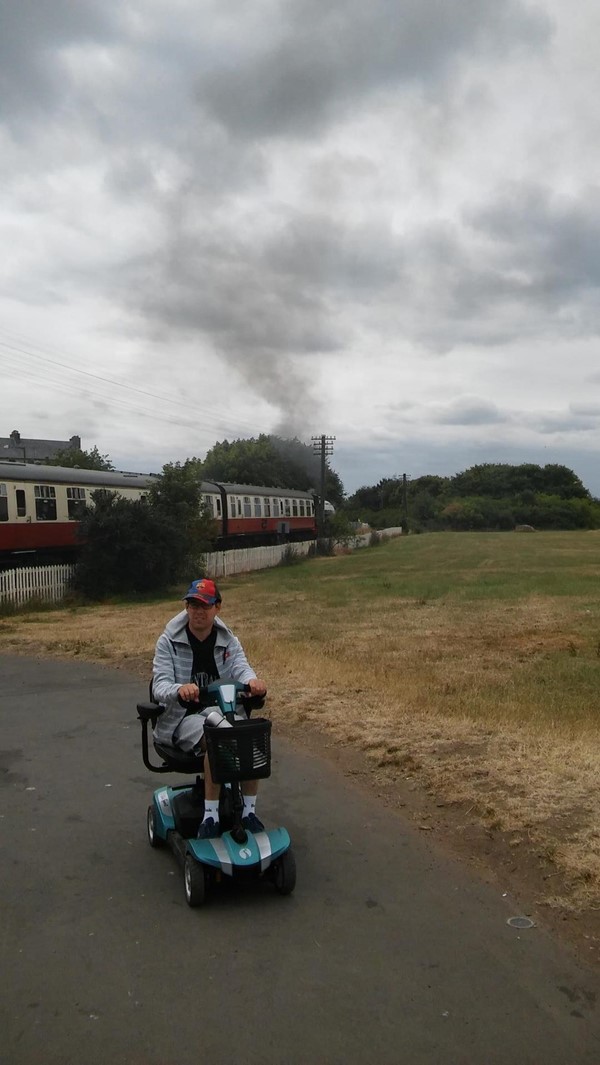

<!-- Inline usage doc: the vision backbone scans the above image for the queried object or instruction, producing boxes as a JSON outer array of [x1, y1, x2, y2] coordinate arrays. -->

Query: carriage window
[[243, 496, 251, 517], [215, 496, 221, 516], [284, 498, 291, 517], [0, 483, 7, 522], [237, 498, 242, 517], [203, 494, 214, 516], [34, 484, 57, 521], [66, 486, 86, 519], [263, 497, 271, 517], [272, 498, 280, 517], [292, 499, 298, 517], [254, 497, 261, 517], [16, 489, 26, 517], [299, 500, 305, 516]]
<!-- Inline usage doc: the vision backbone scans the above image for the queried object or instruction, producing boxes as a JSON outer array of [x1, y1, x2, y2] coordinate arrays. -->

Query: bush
[[74, 485, 214, 599], [279, 544, 302, 566], [315, 537, 335, 556], [72, 459, 218, 600]]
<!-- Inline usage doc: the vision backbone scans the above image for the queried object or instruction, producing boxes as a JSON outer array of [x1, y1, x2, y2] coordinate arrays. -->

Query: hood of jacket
[[163, 609, 235, 648]]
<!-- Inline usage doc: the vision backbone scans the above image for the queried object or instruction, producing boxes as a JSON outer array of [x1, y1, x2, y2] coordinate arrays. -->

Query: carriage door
[[12, 486, 29, 522]]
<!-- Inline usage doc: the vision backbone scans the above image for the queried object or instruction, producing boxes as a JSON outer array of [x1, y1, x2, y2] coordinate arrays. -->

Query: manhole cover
[[507, 916, 535, 929]]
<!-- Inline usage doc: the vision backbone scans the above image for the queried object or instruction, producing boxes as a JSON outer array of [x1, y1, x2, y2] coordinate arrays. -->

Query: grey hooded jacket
[[151, 609, 257, 746]]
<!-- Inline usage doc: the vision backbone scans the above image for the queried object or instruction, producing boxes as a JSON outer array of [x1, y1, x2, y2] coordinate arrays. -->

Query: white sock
[[203, 799, 219, 823], [242, 795, 257, 817]]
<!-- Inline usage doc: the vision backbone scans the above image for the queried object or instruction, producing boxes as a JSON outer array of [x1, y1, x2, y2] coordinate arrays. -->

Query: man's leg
[[241, 780, 264, 831], [197, 741, 221, 838]]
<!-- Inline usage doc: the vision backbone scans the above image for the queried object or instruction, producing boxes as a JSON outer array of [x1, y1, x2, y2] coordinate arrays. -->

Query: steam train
[[0, 461, 317, 564]]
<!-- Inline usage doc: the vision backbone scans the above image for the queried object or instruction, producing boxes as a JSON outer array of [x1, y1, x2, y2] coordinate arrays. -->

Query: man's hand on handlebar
[[178, 683, 200, 703], [247, 678, 267, 697]]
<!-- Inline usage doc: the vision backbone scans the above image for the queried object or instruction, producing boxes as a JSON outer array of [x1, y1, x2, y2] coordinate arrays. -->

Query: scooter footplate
[[188, 827, 291, 876]]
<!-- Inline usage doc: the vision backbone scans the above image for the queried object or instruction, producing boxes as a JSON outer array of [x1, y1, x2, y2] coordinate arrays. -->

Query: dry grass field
[[2, 530, 600, 940]]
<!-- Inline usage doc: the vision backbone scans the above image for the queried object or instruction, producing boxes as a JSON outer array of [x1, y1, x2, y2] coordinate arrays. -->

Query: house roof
[[0, 433, 80, 462]]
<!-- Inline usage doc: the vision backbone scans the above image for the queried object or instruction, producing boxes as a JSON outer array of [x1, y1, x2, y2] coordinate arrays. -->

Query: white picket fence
[[204, 540, 314, 578], [0, 564, 75, 607], [0, 529, 403, 607], [0, 543, 315, 607]]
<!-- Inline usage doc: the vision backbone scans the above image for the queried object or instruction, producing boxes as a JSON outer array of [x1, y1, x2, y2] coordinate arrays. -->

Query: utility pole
[[402, 473, 408, 532], [311, 434, 335, 538]]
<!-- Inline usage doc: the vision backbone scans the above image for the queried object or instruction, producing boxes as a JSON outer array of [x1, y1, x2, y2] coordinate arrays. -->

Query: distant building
[[0, 429, 81, 463]]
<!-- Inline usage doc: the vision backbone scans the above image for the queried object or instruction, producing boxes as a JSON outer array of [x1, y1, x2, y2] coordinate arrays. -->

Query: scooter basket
[[204, 718, 272, 783]]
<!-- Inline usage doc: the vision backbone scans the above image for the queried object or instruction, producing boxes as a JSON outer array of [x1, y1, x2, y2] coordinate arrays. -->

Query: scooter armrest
[[137, 701, 163, 724]]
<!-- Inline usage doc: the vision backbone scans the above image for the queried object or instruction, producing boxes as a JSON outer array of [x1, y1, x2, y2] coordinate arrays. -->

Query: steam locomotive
[[0, 461, 317, 564]]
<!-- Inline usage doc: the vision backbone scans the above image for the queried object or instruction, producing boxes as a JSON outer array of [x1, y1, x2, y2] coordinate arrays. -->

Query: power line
[[0, 335, 268, 440], [0, 337, 262, 436]]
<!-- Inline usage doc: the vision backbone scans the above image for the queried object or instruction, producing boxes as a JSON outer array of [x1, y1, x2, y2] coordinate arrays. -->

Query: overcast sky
[[2, 0, 600, 495]]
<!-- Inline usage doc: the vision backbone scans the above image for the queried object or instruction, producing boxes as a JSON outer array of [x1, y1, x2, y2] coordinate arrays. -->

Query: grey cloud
[[268, 213, 403, 293], [0, 0, 118, 126], [381, 184, 600, 352], [535, 412, 599, 434], [197, 0, 550, 139], [570, 402, 600, 416], [468, 184, 600, 309], [0, 0, 551, 143], [432, 397, 507, 425]]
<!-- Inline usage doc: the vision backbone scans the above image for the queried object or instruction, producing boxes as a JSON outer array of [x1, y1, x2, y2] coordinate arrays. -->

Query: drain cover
[[507, 916, 535, 929]]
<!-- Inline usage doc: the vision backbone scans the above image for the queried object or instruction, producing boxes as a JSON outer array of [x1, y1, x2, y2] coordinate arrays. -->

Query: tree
[[450, 463, 590, 500], [46, 445, 114, 471], [146, 457, 217, 564], [203, 434, 345, 506], [148, 458, 208, 531]]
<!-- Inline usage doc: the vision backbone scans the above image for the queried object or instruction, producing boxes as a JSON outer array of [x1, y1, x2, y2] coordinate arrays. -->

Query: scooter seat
[[153, 740, 205, 774]]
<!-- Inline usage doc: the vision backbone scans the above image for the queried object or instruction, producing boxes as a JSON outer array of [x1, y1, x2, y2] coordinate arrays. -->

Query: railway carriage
[[201, 481, 316, 547], [0, 462, 156, 561], [0, 462, 317, 563]]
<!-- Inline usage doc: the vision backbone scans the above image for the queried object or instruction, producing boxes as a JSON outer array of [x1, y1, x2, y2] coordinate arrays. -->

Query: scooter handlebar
[[179, 681, 266, 712]]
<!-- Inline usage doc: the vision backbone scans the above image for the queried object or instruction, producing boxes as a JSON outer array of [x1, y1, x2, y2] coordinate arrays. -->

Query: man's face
[[186, 598, 220, 637]]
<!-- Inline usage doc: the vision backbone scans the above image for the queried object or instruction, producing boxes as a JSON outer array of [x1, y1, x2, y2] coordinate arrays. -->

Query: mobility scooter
[[137, 679, 296, 906]]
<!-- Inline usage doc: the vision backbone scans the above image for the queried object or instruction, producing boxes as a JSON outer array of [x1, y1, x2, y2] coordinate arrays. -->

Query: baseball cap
[[183, 578, 221, 605]]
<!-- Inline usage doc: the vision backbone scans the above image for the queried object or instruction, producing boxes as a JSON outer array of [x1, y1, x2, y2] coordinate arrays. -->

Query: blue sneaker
[[242, 812, 265, 833], [197, 817, 220, 839]]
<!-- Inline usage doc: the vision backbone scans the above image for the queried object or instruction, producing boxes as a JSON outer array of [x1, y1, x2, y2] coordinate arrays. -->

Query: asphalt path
[[1, 655, 599, 1065]]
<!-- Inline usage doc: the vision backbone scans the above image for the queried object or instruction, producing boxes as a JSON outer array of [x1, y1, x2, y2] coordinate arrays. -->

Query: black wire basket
[[204, 718, 272, 783]]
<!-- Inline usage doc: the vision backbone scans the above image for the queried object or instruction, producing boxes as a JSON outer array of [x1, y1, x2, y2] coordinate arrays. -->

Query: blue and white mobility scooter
[[137, 679, 296, 906]]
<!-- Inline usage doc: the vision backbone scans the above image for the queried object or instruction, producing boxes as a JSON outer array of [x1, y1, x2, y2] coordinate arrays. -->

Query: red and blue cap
[[183, 578, 221, 605]]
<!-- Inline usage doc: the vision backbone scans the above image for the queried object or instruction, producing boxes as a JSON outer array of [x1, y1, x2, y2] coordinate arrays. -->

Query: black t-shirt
[[186, 624, 219, 690]]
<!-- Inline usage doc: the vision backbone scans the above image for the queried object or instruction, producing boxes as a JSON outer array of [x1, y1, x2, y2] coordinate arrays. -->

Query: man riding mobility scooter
[[138, 679, 296, 906]]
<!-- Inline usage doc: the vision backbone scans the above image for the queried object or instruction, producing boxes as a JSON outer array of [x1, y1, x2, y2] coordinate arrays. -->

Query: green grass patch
[[246, 530, 600, 604]]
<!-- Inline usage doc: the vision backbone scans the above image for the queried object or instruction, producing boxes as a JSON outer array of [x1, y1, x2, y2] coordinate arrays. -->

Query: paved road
[[1, 655, 599, 1065]]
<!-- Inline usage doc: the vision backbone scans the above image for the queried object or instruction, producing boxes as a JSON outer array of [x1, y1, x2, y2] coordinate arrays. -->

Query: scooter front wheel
[[184, 855, 207, 907]]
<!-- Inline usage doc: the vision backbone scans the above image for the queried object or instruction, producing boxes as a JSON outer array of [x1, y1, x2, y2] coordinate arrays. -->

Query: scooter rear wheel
[[184, 854, 207, 907], [147, 804, 164, 848], [273, 847, 296, 895]]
